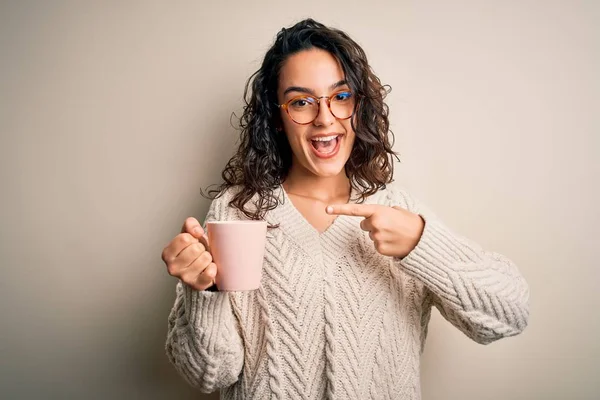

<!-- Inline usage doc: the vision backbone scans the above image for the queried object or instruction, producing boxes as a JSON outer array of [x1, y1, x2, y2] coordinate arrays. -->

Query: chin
[[307, 156, 349, 178], [312, 166, 345, 178]]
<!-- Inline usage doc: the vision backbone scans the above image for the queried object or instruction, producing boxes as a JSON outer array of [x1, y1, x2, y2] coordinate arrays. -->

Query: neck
[[282, 165, 351, 203]]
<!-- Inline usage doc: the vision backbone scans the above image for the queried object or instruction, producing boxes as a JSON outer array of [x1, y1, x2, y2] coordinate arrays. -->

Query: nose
[[313, 97, 335, 127]]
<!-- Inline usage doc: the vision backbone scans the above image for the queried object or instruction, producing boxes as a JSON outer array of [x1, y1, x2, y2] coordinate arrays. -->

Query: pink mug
[[206, 221, 267, 291]]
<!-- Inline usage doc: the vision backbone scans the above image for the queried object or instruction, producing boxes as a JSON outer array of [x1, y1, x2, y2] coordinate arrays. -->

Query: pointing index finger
[[326, 203, 378, 218]]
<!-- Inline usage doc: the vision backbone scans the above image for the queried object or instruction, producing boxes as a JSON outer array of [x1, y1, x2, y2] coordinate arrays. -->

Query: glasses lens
[[330, 91, 354, 119], [285, 91, 355, 124], [288, 96, 318, 124]]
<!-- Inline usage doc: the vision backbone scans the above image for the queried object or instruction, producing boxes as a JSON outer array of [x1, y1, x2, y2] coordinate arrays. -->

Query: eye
[[290, 97, 316, 108], [333, 91, 352, 102]]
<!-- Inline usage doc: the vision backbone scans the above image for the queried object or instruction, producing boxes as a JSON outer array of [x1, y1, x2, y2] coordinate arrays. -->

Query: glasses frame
[[277, 90, 356, 125]]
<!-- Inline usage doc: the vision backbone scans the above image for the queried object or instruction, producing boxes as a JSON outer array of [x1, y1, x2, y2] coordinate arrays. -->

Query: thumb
[[182, 217, 204, 238]]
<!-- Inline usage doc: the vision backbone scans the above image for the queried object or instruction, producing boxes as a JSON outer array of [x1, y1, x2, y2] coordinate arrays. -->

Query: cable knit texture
[[165, 183, 530, 399]]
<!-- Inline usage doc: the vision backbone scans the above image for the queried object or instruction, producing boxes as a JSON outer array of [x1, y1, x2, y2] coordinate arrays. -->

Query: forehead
[[278, 48, 345, 93]]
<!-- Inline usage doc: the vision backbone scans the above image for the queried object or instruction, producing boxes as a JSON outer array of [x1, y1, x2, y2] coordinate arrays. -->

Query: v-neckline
[[265, 184, 377, 260], [278, 184, 357, 236]]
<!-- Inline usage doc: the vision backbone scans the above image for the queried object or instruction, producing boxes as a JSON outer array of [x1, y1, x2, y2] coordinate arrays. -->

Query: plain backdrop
[[1, 1, 598, 399]]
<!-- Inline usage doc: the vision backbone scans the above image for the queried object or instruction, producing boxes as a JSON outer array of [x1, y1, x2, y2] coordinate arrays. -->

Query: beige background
[[1, 1, 598, 399]]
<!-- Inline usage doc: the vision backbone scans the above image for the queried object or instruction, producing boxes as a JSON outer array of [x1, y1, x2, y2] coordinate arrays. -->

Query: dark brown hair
[[203, 18, 399, 220]]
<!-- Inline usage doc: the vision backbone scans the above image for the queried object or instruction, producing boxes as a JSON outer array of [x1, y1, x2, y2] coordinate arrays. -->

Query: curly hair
[[203, 18, 399, 221]]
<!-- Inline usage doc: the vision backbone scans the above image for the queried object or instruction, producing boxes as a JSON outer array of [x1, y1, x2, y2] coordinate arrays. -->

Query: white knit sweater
[[165, 184, 530, 400]]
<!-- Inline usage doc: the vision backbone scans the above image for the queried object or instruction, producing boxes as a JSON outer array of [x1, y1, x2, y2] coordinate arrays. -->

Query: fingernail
[[193, 227, 202, 236], [326, 206, 333, 214]]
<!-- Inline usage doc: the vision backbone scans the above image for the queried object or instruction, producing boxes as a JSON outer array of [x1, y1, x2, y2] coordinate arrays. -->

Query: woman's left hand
[[326, 203, 425, 258]]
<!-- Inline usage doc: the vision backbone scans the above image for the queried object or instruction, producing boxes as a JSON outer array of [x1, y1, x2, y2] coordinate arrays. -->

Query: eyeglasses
[[277, 90, 355, 125]]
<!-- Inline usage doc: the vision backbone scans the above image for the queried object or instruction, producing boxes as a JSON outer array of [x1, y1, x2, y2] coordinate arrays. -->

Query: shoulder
[[205, 185, 244, 222], [206, 185, 280, 222], [369, 182, 419, 212], [373, 182, 439, 220], [210, 185, 240, 204], [205, 186, 231, 211]]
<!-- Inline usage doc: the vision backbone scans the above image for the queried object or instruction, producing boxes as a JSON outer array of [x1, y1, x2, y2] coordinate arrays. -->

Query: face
[[277, 48, 356, 178]]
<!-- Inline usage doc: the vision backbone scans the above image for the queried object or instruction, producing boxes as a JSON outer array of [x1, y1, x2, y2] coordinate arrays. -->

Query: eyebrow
[[283, 80, 348, 96]]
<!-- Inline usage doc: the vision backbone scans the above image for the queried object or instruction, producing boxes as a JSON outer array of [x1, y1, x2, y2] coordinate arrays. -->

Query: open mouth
[[310, 134, 342, 157]]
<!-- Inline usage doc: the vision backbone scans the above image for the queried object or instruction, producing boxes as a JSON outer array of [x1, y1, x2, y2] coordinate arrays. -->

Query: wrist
[[402, 214, 425, 258]]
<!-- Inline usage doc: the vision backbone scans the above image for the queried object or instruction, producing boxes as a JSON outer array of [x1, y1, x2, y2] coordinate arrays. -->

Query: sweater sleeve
[[165, 191, 244, 392], [388, 186, 530, 345]]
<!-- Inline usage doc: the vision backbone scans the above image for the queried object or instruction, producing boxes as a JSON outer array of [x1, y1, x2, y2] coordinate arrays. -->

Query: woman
[[161, 18, 529, 400]]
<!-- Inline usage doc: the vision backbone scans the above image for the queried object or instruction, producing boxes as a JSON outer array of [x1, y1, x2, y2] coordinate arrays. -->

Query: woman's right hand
[[161, 217, 217, 291]]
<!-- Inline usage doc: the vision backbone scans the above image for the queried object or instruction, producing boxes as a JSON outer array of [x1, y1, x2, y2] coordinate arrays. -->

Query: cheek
[[341, 122, 356, 149], [282, 123, 306, 149], [281, 119, 295, 136]]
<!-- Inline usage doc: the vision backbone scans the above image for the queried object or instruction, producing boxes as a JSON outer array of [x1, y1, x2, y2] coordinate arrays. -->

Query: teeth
[[312, 135, 338, 142]]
